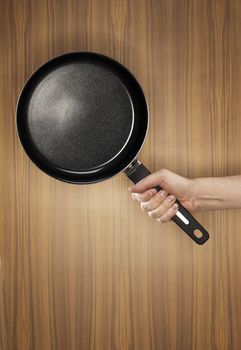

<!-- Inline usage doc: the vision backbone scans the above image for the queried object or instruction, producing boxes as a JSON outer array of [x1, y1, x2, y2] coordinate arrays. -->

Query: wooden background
[[1, 0, 241, 349]]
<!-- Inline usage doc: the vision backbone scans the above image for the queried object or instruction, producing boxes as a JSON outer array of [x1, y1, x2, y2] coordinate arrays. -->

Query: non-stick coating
[[17, 53, 148, 183]]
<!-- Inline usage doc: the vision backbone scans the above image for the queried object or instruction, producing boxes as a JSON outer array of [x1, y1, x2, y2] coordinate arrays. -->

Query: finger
[[148, 194, 176, 219], [131, 188, 157, 202], [128, 170, 167, 193], [140, 190, 168, 211], [157, 203, 179, 223]]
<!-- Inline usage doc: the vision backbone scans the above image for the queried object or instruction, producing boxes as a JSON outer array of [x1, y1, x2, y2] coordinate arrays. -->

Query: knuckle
[[143, 194, 150, 201], [138, 191, 152, 202], [164, 195, 176, 207], [161, 216, 170, 223], [149, 210, 158, 219], [141, 202, 148, 211], [157, 215, 170, 223], [135, 195, 142, 202], [135, 194, 142, 202], [162, 215, 171, 223], [159, 168, 168, 177], [157, 190, 168, 203], [157, 216, 164, 223]]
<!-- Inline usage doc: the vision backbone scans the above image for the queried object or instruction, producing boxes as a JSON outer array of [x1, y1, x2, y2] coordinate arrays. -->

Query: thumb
[[128, 169, 168, 193]]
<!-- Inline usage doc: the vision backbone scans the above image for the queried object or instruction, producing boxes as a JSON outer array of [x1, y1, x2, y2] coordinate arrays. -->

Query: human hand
[[128, 169, 196, 223]]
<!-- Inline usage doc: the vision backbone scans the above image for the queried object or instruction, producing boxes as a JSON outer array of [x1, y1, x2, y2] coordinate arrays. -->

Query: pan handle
[[124, 160, 209, 245]]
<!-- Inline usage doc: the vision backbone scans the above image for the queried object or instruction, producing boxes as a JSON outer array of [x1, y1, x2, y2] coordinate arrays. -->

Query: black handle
[[124, 160, 209, 245]]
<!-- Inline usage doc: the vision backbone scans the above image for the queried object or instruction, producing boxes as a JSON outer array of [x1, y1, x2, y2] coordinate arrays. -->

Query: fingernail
[[131, 193, 137, 200], [128, 187, 132, 192], [150, 189, 157, 196], [167, 195, 175, 202], [159, 190, 167, 197], [173, 203, 178, 210]]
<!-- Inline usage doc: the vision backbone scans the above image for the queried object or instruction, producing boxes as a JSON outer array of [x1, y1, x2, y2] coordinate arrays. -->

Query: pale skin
[[128, 169, 241, 223]]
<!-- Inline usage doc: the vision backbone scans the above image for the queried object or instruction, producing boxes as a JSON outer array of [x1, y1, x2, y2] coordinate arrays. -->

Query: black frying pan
[[16, 52, 209, 244]]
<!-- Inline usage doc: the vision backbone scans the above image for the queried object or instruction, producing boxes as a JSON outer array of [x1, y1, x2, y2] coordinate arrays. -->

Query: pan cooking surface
[[26, 62, 134, 171]]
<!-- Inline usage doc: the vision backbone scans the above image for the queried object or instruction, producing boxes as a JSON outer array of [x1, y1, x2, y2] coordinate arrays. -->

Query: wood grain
[[1, 0, 241, 349]]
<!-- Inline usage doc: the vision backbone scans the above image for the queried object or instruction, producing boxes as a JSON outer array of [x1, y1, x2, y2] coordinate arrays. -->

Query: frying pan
[[16, 52, 209, 244]]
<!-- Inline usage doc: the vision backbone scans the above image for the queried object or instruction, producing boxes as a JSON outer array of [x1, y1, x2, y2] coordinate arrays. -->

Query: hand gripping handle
[[124, 160, 209, 245]]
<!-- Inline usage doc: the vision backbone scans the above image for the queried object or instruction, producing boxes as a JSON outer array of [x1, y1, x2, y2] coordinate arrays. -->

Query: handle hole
[[194, 229, 203, 239]]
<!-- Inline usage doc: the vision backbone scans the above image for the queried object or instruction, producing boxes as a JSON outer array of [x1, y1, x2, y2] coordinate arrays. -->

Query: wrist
[[185, 178, 201, 212], [189, 177, 225, 211], [189, 178, 206, 211]]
